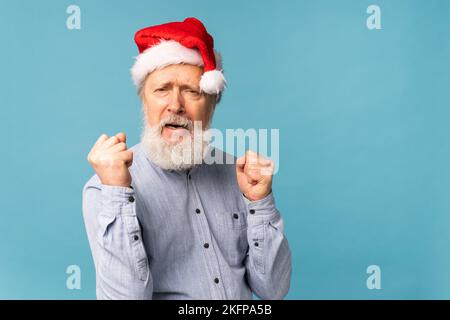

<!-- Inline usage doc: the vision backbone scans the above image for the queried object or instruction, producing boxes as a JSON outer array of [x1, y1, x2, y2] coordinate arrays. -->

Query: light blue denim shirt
[[82, 143, 291, 299]]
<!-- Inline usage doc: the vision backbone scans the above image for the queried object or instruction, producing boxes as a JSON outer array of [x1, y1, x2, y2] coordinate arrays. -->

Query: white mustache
[[160, 114, 193, 131]]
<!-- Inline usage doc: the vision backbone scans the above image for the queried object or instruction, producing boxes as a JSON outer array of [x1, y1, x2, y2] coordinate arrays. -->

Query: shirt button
[[214, 278, 219, 284], [233, 213, 239, 219], [203, 243, 209, 248], [196, 208, 201, 214], [128, 196, 135, 203], [254, 242, 259, 247], [249, 209, 255, 214], [133, 235, 139, 241]]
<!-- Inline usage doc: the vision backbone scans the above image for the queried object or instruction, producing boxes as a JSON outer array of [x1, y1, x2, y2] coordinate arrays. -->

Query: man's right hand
[[87, 132, 133, 187]]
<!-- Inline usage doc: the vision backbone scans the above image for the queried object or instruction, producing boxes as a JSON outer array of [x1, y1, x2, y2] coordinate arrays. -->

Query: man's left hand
[[236, 151, 274, 202]]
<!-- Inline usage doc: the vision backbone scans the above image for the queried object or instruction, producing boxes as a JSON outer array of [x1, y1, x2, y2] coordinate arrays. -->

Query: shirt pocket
[[222, 210, 248, 230], [215, 211, 249, 266]]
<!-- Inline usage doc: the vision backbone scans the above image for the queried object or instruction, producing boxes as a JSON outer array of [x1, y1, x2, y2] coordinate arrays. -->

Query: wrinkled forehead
[[145, 64, 204, 88]]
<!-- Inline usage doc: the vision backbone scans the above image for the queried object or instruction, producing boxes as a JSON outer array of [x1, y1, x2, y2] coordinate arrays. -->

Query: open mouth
[[164, 123, 189, 130]]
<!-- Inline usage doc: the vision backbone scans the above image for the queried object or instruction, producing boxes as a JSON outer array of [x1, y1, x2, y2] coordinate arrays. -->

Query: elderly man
[[82, 17, 291, 300]]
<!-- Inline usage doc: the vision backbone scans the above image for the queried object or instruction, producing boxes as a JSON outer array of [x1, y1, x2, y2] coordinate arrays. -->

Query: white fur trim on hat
[[131, 39, 224, 94]]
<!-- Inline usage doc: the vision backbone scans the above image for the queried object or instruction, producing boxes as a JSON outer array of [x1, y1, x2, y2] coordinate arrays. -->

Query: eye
[[186, 89, 200, 97]]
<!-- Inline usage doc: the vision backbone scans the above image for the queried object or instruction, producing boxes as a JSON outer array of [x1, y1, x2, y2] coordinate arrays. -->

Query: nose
[[167, 89, 185, 115]]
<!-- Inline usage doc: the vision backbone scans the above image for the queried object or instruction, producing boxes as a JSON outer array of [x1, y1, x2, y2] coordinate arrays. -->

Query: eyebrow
[[155, 81, 200, 91]]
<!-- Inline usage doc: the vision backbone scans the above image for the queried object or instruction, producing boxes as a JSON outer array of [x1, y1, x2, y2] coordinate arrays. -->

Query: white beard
[[140, 115, 211, 171]]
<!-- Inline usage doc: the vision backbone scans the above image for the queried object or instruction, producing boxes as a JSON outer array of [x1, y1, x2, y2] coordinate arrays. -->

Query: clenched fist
[[87, 132, 133, 187], [236, 151, 274, 202]]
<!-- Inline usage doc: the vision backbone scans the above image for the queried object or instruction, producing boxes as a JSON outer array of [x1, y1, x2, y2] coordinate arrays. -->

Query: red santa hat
[[131, 17, 226, 95]]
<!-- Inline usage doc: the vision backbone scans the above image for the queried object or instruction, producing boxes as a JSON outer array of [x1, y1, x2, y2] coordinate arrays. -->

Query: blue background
[[0, 0, 449, 299]]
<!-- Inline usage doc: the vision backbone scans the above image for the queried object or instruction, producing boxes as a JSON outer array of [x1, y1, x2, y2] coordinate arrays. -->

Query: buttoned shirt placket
[[186, 168, 227, 299]]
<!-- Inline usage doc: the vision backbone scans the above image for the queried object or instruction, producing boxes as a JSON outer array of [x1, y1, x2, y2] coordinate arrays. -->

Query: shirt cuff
[[101, 184, 136, 216], [242, 192, 277, 216]]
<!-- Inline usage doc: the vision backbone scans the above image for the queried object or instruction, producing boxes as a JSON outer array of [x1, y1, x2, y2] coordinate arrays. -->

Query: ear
[[207, 94, 218, 110], [215, 92, 222, 104], [138, 73, 150, 99], [141, 100, 149, 119]]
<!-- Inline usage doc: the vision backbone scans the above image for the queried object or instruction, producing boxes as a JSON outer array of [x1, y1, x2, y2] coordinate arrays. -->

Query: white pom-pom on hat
[[200, 69, 226, 95]]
